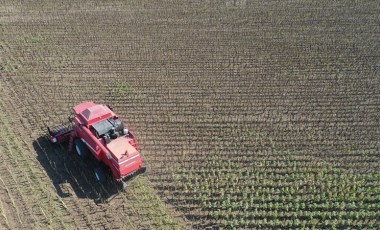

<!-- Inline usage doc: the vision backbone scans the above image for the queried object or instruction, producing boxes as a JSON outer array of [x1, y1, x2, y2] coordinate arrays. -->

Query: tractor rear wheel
[[74, 139, 89, 159], [94, 167, 106, 183]]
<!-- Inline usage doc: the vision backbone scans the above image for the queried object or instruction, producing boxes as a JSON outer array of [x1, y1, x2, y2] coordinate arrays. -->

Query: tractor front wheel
[[74, 139, 89, 159]]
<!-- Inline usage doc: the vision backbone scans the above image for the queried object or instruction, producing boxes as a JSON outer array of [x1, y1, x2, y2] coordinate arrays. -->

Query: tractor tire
[[74, 139, 89, 159], [94, 167, 106, 183]]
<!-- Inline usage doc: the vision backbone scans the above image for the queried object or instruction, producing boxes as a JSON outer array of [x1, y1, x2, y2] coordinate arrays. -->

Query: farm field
[[1, 0, 379, 229]]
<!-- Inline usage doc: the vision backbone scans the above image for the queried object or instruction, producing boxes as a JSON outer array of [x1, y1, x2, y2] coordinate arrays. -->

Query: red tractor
[[47, 101, 146, 188]]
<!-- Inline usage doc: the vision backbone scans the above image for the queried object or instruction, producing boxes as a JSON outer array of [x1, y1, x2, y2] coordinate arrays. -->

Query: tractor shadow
[[33, 136, 123, 204]]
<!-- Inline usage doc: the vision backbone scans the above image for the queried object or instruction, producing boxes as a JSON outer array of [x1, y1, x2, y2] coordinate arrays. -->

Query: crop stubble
[[0, 0, 379, 229]]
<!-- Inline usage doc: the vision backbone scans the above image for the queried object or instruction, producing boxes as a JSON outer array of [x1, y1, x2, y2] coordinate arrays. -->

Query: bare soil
[[0, 0, 379, 229]]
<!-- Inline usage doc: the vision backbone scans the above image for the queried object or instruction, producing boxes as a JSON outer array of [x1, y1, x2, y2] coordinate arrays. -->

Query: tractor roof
[[73, 101, 115, 125]]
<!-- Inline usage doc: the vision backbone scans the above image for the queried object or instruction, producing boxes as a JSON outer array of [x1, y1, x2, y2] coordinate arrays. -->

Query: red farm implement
[[47, 101, 146, 188]]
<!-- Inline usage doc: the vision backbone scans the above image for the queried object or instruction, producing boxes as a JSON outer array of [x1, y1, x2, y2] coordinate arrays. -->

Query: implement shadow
[[33, 136, 121, 203]]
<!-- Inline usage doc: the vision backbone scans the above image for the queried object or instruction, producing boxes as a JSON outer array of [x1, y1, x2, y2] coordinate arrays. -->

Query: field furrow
[[0, 0, 379, 228]]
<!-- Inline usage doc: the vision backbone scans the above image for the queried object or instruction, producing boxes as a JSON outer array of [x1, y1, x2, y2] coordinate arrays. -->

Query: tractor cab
[[73, 101, 116, 127]]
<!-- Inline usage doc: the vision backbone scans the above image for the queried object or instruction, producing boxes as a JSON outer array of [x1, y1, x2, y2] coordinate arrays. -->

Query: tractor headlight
[[51, 137, 57, 143]]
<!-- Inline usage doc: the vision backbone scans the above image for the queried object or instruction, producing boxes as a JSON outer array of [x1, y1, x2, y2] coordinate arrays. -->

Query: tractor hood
[[106, 136, 142, 176]]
